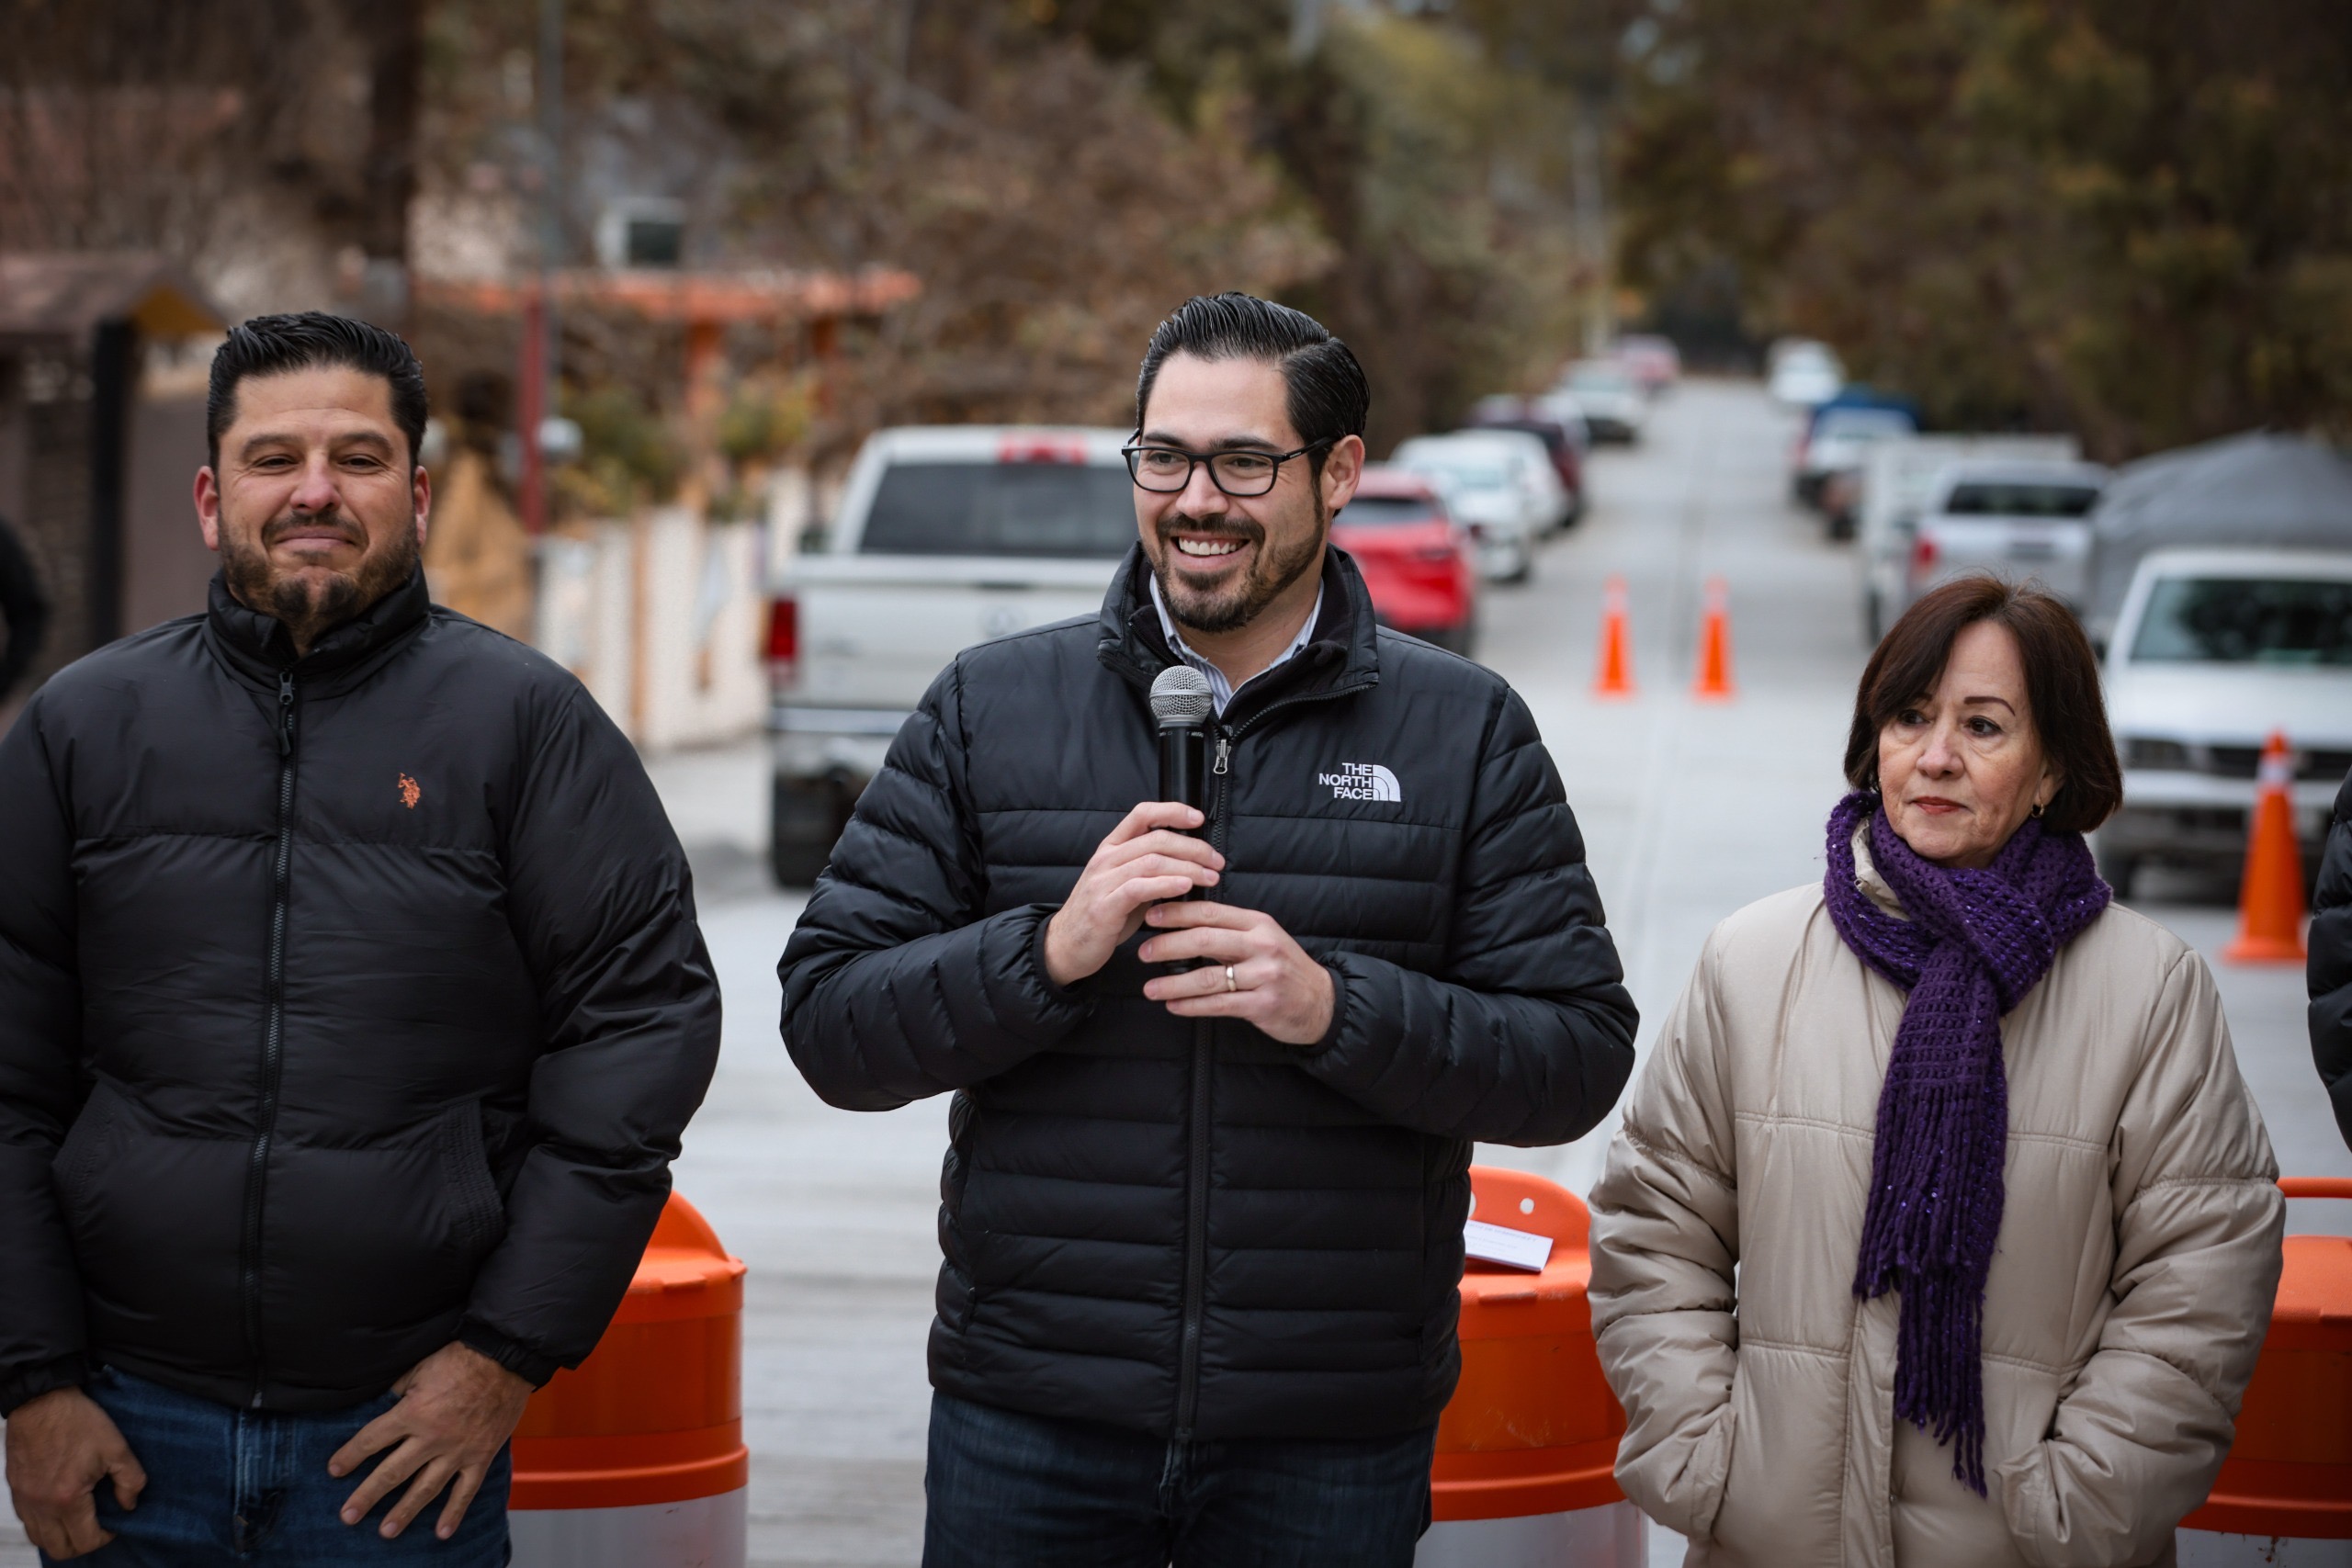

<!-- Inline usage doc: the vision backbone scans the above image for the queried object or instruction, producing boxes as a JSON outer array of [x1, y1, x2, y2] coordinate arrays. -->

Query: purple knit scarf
[[1822, 790, 2109, 1494]]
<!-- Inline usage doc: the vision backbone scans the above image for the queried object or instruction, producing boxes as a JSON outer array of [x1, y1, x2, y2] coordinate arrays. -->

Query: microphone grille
[[1149, 664, 1215, 727]]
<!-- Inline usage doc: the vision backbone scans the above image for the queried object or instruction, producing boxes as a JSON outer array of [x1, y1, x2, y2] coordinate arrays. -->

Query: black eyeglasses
[[1122, 438, 1333, 498]]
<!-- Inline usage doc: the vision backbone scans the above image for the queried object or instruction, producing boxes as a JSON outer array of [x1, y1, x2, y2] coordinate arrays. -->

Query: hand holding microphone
[[1046, 668, 1335, 1044], [1042, 668, 1226, 988]]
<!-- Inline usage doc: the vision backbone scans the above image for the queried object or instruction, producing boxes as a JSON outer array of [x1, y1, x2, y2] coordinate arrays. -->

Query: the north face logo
[[1317, 763, 1401, 803]]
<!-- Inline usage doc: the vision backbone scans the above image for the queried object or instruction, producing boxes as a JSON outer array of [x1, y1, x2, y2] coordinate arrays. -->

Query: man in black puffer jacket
[[2315, 768, 2352, 1148], [0, 314, 719, 1564], [781, 294, 1636, 1566]]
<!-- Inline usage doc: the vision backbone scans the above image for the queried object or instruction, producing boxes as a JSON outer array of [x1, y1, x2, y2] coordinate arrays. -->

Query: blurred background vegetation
[[5, 0, 2345, 470]]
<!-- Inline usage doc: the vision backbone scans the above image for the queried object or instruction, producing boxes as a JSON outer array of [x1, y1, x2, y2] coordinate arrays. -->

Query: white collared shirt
[[1148, 574, 1324, 718]]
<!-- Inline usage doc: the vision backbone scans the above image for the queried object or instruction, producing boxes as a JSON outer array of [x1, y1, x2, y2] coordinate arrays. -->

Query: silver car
[[1906, 459, 2109, 608]]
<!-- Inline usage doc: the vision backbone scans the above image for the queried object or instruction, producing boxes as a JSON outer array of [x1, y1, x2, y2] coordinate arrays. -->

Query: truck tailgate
[[786, 555, 1125, 710]]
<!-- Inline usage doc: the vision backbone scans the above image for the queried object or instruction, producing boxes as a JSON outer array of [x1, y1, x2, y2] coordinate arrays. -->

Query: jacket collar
[[1849, 823, 1910, 919], [204, 565, 432, 689], [1095, 543, 1380, 728]]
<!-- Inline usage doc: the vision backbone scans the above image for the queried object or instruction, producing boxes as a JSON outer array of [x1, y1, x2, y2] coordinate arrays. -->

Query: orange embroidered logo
[[397, 773, 422, 809]]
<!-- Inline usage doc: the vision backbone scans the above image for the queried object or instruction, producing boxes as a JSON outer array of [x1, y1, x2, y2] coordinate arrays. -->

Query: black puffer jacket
[[0, 570, 720, 1415], [2314, 769, 2352, 1149], [781, 547, 1636, 1440]]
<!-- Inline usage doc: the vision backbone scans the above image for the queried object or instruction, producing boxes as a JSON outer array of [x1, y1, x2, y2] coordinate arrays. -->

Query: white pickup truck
[[763, 425, 1136, 884]]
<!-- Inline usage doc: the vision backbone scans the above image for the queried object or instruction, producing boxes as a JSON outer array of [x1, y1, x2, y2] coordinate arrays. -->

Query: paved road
[[4, 378, 2340, 1565]]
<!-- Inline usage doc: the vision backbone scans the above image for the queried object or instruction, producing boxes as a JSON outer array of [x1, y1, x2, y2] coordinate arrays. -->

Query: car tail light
[[765, 596, 798, 690], [1909, 532, 1939, 580]]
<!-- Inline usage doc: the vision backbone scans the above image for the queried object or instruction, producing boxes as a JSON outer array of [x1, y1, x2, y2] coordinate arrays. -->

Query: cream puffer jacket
[[1589, 836, 2286, 1568]]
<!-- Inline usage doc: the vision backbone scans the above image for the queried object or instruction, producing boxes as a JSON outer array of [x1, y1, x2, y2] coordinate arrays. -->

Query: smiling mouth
[[1174, 536, 1248, 559]]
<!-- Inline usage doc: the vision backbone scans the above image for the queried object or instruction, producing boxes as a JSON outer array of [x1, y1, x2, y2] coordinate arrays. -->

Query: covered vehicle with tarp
[[2084, 431, 2352, 645]]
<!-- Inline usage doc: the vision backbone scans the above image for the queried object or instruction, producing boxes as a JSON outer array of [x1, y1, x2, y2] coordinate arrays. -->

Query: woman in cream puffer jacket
[[1589, 580, 2286, 1567]]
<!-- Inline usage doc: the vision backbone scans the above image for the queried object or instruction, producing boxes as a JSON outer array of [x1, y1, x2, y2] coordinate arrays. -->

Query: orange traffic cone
[[2223, 730, 2308, 964], [1692, 576, 1736, 702], [1592, 575, 1635, 698]]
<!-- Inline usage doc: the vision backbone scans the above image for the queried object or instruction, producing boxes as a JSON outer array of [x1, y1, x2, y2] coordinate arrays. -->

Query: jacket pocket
[[435, 1102, 506, 1255], [51, 1080, 121, 1205]]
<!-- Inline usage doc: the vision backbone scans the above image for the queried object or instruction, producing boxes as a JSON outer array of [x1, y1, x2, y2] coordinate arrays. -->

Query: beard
[[1152, 494, 1328, 636], [220, 507, 420, 651]]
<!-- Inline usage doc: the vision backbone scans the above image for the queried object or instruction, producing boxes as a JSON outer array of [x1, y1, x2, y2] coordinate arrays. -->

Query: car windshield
[[860, 461, 1136, 557], [1941, 482, 2098, 518], [1411, 460, 1511, 491], [1567, 368, 1633, 394], [2130, 576, 2352, 666], [1815, 409, 1915, 440], [1338, 496, 1442, 525]]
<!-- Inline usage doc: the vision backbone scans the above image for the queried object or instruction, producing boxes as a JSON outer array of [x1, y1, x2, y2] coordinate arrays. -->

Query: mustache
[[261, 511, 366, 547], [1156, 513, 1261, 547]]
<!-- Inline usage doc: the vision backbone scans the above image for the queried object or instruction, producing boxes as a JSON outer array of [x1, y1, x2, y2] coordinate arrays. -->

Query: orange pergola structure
[[417, 265, 921, 525]]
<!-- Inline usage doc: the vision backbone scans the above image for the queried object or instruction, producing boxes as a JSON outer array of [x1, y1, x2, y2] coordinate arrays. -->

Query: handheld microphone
[[1149, 665, 1214, 831]]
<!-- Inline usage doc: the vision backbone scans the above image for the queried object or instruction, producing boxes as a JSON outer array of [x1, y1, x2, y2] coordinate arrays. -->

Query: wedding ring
[[1225, 964, 1238, 992]]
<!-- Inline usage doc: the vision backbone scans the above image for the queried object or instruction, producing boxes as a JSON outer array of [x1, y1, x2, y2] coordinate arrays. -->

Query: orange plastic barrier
[[2223, 730, 2309, 964], [2180, 1178, 2352, 1540], [510, 1193, 749, 1512], [1431, 1167, 1628, 1523]]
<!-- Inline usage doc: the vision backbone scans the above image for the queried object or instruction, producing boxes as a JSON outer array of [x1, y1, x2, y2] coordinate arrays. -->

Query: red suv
[[1333, 467, 1480, 656]]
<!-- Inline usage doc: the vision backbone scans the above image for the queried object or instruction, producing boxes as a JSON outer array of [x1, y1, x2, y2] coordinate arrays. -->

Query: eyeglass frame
[[1121, 436, 1336, 498]]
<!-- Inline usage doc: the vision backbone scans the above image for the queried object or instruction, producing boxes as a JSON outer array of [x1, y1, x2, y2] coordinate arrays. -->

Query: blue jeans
[[48, 1367, 510, 1566], [922, 1393, 1436, 1568]]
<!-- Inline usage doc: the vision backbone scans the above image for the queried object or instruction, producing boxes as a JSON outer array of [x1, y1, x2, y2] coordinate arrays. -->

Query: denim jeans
[[47, 1366, 510, 1566], [922, 1393, 1437, 1568]]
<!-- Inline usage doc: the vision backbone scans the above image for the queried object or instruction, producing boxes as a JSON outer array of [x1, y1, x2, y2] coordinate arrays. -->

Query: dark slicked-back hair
[[207, 312, 429, 471], [1136, 293, 1368, 475], [1846, 575, 2122, 834]]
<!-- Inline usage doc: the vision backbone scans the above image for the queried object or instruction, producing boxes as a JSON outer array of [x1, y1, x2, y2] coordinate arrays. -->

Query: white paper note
[[1464, 1218, 1553, 1272]]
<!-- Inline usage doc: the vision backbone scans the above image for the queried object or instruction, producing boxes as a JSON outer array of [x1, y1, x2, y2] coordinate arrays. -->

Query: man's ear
[[411, 465, 433, 550], [195, 467, 222, 554], [1320, 434, 1366, 515]]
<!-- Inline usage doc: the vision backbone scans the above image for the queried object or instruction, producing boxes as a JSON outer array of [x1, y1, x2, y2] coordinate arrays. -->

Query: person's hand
[[1044, 802, 1224, 987], [328, 1341, 533, 1541], [1138, 901, 1337, 1045], [4, 1385, 145, 1560]]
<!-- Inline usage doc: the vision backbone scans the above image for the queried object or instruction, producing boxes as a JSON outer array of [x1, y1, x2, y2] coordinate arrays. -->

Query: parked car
[[764, 425, 1134, 884], [1331, 466, 1479, 655], [1390, 430, 1563, 582], [1532, 390, 1594, 453], [1792, 402, 1917, 523], [1554, 360, 1648, 444], [1611, 333, 1682, 396], [2083, 430, 2352, 649], [1768, 339, 1844, 407], [1905, 458, 2110, 609], [1464, 396, 1584, 528], [1854, 434, 2082, 644], [2095, 547, 2352, 895]]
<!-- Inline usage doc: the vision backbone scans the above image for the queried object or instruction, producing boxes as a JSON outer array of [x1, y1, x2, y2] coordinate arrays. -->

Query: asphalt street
[[3, 378, 2341, 1566]]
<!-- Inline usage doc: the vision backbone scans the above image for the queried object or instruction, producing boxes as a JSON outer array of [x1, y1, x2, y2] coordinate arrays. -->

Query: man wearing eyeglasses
[[781, 292, 1636, 1566]]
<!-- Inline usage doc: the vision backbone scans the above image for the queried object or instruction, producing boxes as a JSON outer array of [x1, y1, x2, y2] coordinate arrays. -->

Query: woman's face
[[1876, 620, 2061, 870]]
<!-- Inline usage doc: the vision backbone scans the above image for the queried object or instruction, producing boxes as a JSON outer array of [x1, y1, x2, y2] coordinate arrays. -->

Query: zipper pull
[[1213, 736, 1230, 776], [277, 671, 295, 757]]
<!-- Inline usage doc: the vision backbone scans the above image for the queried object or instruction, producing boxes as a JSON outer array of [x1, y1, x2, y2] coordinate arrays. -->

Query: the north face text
[[1317, 763, 1401, 803]]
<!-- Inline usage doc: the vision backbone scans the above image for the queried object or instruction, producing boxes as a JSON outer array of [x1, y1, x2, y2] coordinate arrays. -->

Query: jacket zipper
[[1174, 728, 1233, 1439], [1165, 679, 1364, 1438], [240, 669, 299, 1405]]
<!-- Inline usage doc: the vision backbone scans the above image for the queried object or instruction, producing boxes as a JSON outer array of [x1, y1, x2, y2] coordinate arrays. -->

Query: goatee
[[1154, 499, 1327, 636], [221, 516, 420, 652]]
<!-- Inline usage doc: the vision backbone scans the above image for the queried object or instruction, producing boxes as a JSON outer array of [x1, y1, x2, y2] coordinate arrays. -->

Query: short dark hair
[[207, 312, 430, 471], [1135, 293, 1369, 475], [1845, 575, 2122, 834]]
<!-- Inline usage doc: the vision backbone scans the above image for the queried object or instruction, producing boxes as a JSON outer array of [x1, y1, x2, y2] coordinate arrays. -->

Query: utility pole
[[520, 0, 563, 535], [1569, 103, 1612, 355]]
